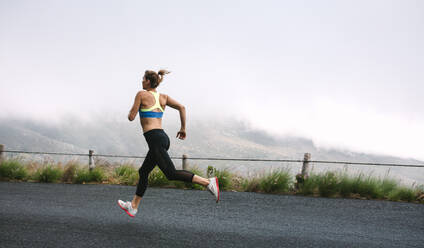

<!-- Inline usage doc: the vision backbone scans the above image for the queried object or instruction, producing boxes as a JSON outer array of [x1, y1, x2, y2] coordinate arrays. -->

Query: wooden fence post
[[89, 150, 94, 171], [0, 144, 4, 164], [182, 154, 188, 170], [301, 153, 311, 178]]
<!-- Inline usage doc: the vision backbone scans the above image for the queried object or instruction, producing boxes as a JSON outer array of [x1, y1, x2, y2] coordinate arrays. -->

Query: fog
[[1, 0, 423, 160]]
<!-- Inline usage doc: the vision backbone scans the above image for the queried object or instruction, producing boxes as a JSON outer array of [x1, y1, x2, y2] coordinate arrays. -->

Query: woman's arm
[[165, 95, 186, 139], [128, 91, 142, 121]]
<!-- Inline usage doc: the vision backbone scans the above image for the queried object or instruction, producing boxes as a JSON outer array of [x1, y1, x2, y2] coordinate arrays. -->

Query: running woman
[[118, 70, 219, 218]]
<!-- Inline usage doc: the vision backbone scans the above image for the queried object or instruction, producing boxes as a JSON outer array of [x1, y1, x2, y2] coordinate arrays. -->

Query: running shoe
[[117, 200, 137, 217], [207, 177, 220, 203]]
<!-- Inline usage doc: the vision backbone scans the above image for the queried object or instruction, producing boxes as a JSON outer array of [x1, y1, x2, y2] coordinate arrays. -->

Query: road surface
[[0, 182, 423, 247]]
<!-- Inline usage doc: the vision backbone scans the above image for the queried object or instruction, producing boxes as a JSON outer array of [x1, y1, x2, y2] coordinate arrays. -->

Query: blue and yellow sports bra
[[139, 91, 164, 118]]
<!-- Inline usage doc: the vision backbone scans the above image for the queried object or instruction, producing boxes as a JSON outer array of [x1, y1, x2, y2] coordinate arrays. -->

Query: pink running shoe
[[117, 200, 137, 217], [207, 177, 220, 203]]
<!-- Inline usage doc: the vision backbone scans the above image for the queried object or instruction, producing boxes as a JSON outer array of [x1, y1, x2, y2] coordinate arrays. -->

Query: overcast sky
[[1, 0, 423, 160]]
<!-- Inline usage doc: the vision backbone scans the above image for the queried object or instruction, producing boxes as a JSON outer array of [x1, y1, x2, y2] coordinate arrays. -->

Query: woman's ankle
[[131, 195, 142, 209], [192, 175, 209, 187]]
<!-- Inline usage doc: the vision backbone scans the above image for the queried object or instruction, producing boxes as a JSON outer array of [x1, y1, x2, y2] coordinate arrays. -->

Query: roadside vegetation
[[1, 158, 423, 204], [295, 171, 423, 202]]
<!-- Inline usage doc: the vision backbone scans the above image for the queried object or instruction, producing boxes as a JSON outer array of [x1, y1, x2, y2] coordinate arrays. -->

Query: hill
[[0, 117, 423, 185]]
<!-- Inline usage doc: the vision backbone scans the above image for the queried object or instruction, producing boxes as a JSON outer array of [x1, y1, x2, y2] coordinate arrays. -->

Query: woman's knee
[[139, 166, 150, 177]]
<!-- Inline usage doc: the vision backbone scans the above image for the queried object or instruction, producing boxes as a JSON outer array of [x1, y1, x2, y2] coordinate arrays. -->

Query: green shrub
[[356, 175, 382, 199], [74, 167, 106, 184], [215, 169, 232, 190], [0, 160, 28, 180], [317, 172, 339, 197], [241, 177, 261, 192], [259, 169, 292, 193], [90, 167, 106, 183], [298, 173, 319, 195], [74, 168, 90, 184], [115, 165, 135, 177], [148, 167, 170, 186], [311, 171, 405, 200], [388, 187, 416, 202], [379, 178, 398, 197], [115, 165, 138, 185], [338, 173, 354, 197], [339, 173, 398, 199], [62, 163, 78, 183], [315, 172, 399, 199], [34, 165, 63, 183], [350, 174, 364, 195]]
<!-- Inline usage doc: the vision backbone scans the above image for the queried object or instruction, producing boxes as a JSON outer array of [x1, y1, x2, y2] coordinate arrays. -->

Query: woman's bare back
[[139, 90, 168, 133], [128, 88, 186, 139]]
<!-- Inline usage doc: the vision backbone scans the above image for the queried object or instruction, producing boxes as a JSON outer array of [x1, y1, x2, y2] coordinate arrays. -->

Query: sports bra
[[139, 91, 164, 118]]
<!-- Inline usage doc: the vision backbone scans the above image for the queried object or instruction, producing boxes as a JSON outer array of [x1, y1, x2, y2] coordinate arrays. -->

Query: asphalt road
[[0, 181, 423, 248]]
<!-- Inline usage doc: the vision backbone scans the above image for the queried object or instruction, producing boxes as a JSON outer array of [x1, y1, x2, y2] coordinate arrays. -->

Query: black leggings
[[136, 129, 194, 197]]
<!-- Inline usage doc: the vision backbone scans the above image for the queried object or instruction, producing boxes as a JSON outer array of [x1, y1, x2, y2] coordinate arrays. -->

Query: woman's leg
[[132, 150, 156, 209], [151, 146, 195, 182], [146, 129, 211, 186], [153, 147, 211, 187], [192, 175, 210, 186]]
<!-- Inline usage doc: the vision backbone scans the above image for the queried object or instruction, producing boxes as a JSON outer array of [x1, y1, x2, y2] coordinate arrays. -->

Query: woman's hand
[[176, 129, 186, 140]]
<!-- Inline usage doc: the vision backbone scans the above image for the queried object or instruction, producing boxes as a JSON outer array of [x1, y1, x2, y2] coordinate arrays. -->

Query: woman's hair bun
[[158, 69, 170, 76]]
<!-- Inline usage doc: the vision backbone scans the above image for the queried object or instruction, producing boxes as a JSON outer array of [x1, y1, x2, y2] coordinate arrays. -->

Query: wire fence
[[1, 149, 424, 168]]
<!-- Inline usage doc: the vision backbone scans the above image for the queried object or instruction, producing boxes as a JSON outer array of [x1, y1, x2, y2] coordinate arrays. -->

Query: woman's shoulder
[[159, 92, 168, 97], [137, 90, 152, 97], [137, 90, 169, 100], [158, 92, 169, 105]]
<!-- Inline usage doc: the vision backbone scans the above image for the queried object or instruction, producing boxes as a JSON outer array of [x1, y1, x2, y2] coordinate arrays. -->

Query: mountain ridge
[[0, 117, 423, 185]]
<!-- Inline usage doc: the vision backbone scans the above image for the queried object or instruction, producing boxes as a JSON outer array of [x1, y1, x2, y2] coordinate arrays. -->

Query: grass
[[62, 162, 78, 183], [296, 170, 423, 202], [317, 172, 339, 197], [297, 173, 320, 195], [259, 168, 292, 193], [74, 167, 106, 184], [34, 165, 63, 183], [241, 177, 261, 192], [338, 173, 354, 197], [0, 159, 28, 180], [148, 167, 170, 186], [353, 174, 382, 199], [208, 166, 233, 190], [115, 165, 138, 185], [0, 158, 422, 204], [388, 187, 417, 202]]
